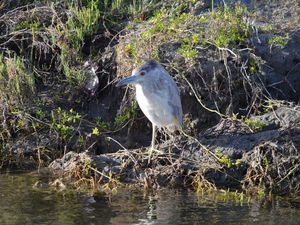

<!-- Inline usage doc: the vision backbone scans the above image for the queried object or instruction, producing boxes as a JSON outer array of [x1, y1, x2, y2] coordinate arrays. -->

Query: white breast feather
[[135, 84, 174, 127]]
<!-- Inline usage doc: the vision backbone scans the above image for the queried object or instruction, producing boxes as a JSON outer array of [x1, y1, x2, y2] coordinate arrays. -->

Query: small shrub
[[117, 2, 251, 73], [0, 54, 35, 104], [268, 34, 289, 49], [51, 107, 81, 141], [245, 118, 266, 131]]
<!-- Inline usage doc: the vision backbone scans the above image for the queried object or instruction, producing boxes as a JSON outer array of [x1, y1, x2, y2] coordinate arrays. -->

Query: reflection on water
[[0, 172, 299, 225]]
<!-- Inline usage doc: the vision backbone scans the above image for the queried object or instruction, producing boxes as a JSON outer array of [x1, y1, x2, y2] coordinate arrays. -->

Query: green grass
[[117, 2, 252, 65], [55, 0, 101, 85], [65, 0, 100, 52], [0, 53, 35, 104], [102, 0, 161, 18]]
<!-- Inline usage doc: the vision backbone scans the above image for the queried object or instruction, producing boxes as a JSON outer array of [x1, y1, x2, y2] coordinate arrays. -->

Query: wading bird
[[116, 60, 183, 157]]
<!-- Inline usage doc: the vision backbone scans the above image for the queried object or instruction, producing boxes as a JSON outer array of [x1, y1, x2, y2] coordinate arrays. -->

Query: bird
[[116, 60, 183, 157]]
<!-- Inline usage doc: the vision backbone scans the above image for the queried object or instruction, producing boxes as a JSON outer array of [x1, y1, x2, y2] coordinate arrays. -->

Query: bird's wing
[[147, 67, 183, 129], [168, 86, 183, 128], [160, 72, 183, 128]]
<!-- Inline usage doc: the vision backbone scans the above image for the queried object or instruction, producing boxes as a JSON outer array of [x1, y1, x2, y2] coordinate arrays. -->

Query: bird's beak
[[115, 74, 140, 87]]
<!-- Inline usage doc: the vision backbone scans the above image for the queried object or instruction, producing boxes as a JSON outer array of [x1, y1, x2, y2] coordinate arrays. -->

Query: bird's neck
[[135, 84, 147, 100], [135, 83, 144, 92]]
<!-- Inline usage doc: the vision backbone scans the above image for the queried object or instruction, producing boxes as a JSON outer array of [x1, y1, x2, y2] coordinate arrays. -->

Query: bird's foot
[[146, 147, 163, 164]]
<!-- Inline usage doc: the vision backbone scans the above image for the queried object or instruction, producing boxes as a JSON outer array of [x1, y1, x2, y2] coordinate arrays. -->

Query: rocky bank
[[0, 0, 299, 195]]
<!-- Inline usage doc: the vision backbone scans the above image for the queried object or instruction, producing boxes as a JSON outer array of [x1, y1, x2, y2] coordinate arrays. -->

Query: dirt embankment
[[1, 0, 299, 195]]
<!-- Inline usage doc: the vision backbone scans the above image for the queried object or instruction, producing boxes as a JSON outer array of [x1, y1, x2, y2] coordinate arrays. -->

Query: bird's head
[[116, 60, 160, 87]]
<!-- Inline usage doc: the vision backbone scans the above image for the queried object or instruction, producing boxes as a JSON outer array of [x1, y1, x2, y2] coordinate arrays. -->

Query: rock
[[48, 105, 300, 193], [192, 1, 209, 15], [83, 61, 99, 95], [241, 129, 300, 194], [201, 130, 280, 159], [49, 151, 80, 173], [49, 151, 121, 174], [253, 0, 300, 31], [158, 42, 183, 63], [251, 106, 300, 129], [253, 30, 300, 102]]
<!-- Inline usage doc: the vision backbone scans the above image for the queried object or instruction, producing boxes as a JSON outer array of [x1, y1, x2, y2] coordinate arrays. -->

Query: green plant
[[101, 170, 121, 193], [257, 188, 265, 199], [15, 20, 40, 30], [114, 102, 139, 126], [35, 107, 46, 119], [268, 34, 289, 48], [84, 159, 92, 174], [249, 56, 258, 74], [210, 4, 250, 48], [193, 173, 217, 193], [60, 46, 86, 85], [51, 107, 81, 141], [263, 100, 274, 113], [215, 148, 241, 168], [92, 127, 100, 136], [124, 43, 138, 58], [178, 34, 199, 61], [232, 113, 267, 132], [65, 0, 100, 51], [95, 117, 110, 130], [262, 156, 269, 169], [0, 54, 35, 104], [245, 118, 266, 131], [260, 24, 274, 32], [118, 2, 251, 73], [82, 163, 121, 193], [52, 0, 100, 85], [105, 0, 161, 18]]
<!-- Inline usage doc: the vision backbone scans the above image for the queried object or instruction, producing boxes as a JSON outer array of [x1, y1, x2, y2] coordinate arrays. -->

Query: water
[[0, 172, 299, 225]]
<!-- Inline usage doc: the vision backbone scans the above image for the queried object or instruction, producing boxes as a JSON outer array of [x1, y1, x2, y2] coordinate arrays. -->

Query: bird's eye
[[140, 71, 145, 76]]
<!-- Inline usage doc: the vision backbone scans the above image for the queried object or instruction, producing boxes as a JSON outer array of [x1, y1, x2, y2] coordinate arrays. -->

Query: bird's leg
[[147, 124, 156, 160], [151, 124, 156, 150], [147, 124, 163, 163]]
